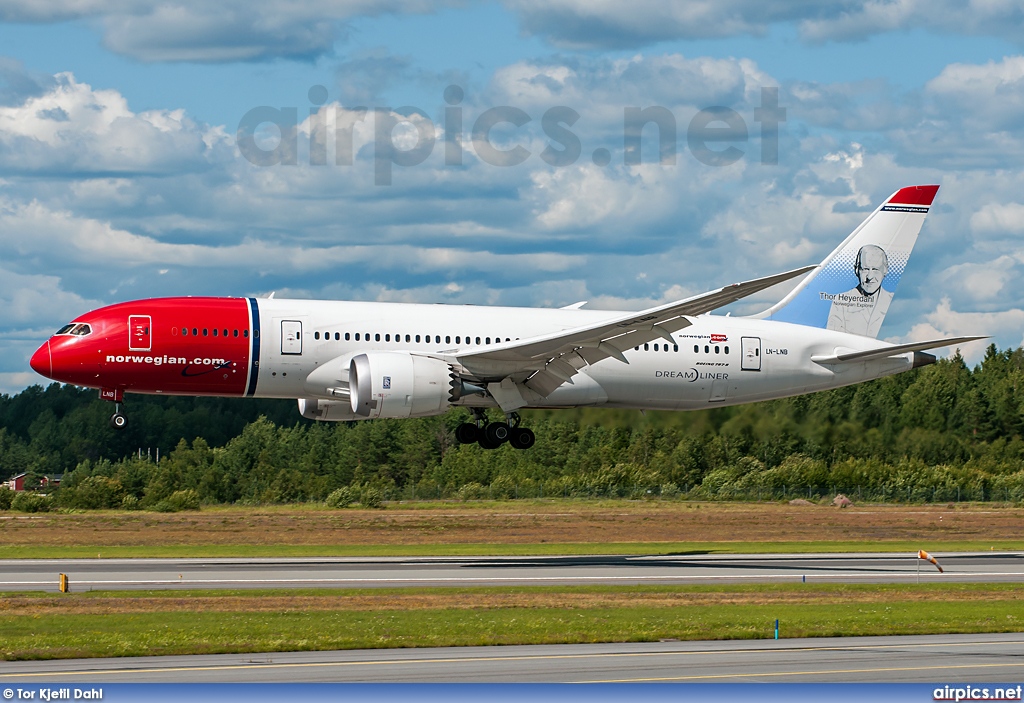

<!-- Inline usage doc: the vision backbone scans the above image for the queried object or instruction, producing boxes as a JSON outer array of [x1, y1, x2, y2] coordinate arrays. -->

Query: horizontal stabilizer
[[811, 336, 988, 365]]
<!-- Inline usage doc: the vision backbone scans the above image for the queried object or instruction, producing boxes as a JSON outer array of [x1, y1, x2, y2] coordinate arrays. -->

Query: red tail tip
[[889, 185, 940, 206]]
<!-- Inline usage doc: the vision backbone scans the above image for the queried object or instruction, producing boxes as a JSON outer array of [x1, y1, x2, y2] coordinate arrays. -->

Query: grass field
[[3, 583, 1023, 661], [2, 500, 1023, 558]]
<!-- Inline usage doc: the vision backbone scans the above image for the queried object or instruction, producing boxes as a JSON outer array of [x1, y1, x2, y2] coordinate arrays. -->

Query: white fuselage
[[254, 298, 913, 411]]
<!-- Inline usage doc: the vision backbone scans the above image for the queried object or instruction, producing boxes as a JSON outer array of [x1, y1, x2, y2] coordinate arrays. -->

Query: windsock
[[918, 549, 943, 573]]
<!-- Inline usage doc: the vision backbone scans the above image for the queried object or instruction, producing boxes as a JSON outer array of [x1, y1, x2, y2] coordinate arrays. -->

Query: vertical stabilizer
[[758, 185, 939, 338]]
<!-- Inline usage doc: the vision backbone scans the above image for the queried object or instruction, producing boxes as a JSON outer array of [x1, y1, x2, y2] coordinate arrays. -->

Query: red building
[[5, 473, 26, 492]]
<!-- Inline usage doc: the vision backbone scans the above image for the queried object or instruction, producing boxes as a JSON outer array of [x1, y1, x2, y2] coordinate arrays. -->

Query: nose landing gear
[[109, 406, 127, 429], [100, 388, 127, 429], [455, 410, 534, 450]]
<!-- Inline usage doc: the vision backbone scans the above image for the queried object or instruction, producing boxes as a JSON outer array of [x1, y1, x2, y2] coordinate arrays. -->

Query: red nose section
[[30, 341, 51, 378]]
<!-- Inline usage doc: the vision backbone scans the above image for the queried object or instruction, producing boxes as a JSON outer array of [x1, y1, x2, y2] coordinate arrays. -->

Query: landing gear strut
[[455, 411, 535, 450]]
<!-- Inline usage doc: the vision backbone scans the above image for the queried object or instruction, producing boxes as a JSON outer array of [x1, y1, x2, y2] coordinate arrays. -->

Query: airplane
[[30, 184, 984, 449]]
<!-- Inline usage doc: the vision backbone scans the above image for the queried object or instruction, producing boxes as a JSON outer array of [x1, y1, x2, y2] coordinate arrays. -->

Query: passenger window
[[314, 332, 320, 340], [705, 345, 709, 353], [244, 330, 249, 338], [715, 346, 720, 354], [476, 337, 481, 345], [182, 328, 188, 336], [203, 329, 208, 337], [456, 336, 461, 344], [405, 334, 411, 342], [213, 329, 218, 337], [385, 334, 391, 342], [644, 343, 649, 351], [693, 345, 698, 353], [345, 333, 350, 341], [486, 337, 491, 344], [223, 329, 228, 337], [724, 346, 729, 354], [654, 343, 659, 351], [193, 328, 199, 336], [673, 345, 679, 352], [446, 336, 451, 344], [375, 334, 381, 342], [435, 335, 440, 343], [233, 329, 239, 337], [415, 334, 421, 343]]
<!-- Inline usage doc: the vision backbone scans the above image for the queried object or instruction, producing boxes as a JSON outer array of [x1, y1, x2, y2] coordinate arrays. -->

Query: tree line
[[3, 344, 1024, 511]]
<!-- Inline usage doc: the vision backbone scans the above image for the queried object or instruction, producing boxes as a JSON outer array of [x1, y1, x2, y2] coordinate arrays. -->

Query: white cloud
[[970, 202, 1024, 235], [0, 73, 224, 175], [937, 256, 1020, 303], [898, 297, 1020, 363]]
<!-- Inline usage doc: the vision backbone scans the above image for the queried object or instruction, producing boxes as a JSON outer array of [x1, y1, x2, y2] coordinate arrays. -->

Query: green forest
[[3, 344, 1024, 511]]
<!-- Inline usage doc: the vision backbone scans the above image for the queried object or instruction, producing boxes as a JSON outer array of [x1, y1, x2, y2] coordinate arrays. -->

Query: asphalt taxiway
[[3, 634, 1024, 683]]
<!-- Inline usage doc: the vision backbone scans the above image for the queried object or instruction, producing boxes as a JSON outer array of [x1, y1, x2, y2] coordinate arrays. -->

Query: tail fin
[[759, 185, 939, 338]]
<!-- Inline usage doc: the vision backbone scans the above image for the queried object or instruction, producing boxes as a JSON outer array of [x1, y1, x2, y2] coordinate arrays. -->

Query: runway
[[3, 633, 1024, 682], [2, 552, 1023, 591]]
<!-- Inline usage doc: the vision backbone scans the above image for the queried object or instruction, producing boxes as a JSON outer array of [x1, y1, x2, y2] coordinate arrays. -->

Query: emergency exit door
[[741, 336, 761, 371], [281, 320, 302, 355]]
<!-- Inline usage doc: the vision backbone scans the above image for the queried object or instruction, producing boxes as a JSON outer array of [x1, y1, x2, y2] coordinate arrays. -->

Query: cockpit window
[[55, 323, 92, 337]]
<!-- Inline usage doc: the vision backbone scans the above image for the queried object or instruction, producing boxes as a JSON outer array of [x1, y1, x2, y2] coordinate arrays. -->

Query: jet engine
[[349, 352, 456, 419]]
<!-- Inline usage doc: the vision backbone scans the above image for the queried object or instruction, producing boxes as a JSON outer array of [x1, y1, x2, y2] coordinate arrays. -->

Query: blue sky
[[3, 0, 1024, 392]]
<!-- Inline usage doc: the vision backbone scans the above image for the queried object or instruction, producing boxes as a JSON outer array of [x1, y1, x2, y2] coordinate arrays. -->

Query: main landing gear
[[455, 410, 535, 450]]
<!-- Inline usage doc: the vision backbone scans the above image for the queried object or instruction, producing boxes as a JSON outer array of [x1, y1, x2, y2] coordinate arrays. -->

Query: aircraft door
[[281, 320, 302, 355], [741, 337, 761, 371], [128, 315, 151, 351]]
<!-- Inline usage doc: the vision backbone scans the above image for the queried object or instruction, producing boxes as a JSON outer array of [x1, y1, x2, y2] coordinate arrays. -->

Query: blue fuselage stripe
[[246, 298, 261, 397]]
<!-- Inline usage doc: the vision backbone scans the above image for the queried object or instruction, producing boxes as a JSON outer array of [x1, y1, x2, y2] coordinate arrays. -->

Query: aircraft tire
[[484, 422, 510, 445], [109, 412, 127, 429], [509, 427, 535, 450], [477, 434, 502, 450], [455, 422, 479, 444]]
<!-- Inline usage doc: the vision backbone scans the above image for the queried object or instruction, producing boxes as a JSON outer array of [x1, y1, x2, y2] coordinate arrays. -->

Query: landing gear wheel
[[477, 434, 502, 450], [109, 412, 127, 429], [455, 422, 479, 444], [509, 427, 535, 450], [484, 422, 510, 445]]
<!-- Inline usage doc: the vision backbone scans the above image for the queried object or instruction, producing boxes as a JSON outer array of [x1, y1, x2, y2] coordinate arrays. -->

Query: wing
[[443, 265, 816, 407]]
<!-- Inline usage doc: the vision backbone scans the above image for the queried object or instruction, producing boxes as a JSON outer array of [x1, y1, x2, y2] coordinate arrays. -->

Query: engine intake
[[349, 352, 455, 419]]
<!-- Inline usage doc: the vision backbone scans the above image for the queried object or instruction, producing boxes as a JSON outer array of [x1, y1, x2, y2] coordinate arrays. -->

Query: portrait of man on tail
[[826, 244, 893, 337]]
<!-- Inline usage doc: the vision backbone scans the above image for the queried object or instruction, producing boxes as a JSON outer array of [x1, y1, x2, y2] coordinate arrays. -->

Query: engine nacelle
[[349, 352, 454, 419], [297, 398, 361, 422]]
